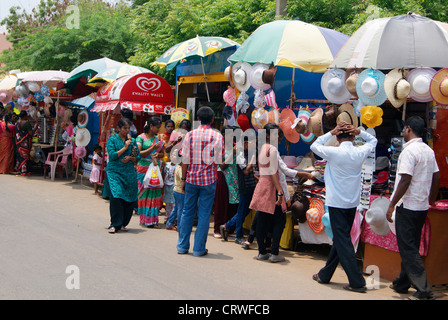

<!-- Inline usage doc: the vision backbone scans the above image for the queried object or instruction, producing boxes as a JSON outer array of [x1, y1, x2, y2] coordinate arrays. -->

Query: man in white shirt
[[310, 121, 377, 293], [386, 116, 440, 300]]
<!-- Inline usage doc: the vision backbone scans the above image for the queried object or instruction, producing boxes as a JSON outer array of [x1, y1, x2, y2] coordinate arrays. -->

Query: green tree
[[0, 0, 136, 72]]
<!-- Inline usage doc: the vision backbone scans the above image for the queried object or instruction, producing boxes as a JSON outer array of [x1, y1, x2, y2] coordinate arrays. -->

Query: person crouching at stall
[[249, 123, 287, 263], [106, 118, 141, 234], [310, 121, 377, 293], [136, 117, 165, 228]]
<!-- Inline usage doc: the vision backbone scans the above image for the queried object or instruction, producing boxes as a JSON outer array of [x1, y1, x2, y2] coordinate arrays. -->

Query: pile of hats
[[371, 170, 389, 194]]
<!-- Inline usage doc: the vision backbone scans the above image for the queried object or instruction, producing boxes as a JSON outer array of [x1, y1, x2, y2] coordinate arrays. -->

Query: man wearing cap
[[386, 116, 440, 300], [310, 120, 377, 293]]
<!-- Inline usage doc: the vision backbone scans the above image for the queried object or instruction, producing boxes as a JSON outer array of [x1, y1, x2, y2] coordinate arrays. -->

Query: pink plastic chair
[[44, 146, 72, 181]]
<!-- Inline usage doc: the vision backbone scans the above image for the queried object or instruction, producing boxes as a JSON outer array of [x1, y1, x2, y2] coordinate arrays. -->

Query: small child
[[89, 144, 103, 195], [166, 154, 183, 231], [163, 161, 176, 221]]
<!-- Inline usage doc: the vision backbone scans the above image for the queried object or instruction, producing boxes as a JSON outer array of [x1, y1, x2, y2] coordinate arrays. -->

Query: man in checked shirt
[[177, 106, 225, 257]]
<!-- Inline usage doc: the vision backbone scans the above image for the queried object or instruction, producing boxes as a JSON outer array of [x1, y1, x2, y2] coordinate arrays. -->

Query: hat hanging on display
[[262, 65, 277, 88], [224, 65, 235, 88], [345, 68, 362, 99], [232, 62, 252, 92], [77, 109, 89, 128], [75, 128, 91, 147], [0, 90, 12, 104], [360, 105, 383, 128], [430, 68, 448, 106], [356, 69, 387, 106], [74, 146, 87, 159], [223, 86, 237, 107], [384, 68, 411, 108], [222, 105, 236, 126], [306, 198, 325, 234], [352, 99, 363, 117], [265, 89, 278, 109], [291, 197, 310, 224], [365, 196, 391, 236], [283, 156, 298, 168], [253, 89, 267, 109], [321, 68, 352, 104], [249, 63, 271, 91], [337, 103, 359, 127], [307, 107, 324, 137], [251, 107, 269, 132], [267, 107, 280, 125], [237, 113, 250, 131], [322, 104, 338, 131], [406, 67, 436, 102], [296, 109, 315, 144], [236, 91, 250, 114], [279, 108, 300, 143]]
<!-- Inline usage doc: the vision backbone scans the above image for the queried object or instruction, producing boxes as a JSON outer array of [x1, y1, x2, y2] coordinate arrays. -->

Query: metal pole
[[200, 57, 211, 102]]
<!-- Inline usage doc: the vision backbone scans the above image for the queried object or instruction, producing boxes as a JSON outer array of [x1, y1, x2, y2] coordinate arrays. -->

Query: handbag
[[143, 162, 164, 189]]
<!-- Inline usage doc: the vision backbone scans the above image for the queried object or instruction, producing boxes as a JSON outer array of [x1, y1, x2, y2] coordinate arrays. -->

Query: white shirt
[[393, 138, 439, 211], [310, 131, 377, 209], [278, 155, 297, 202]]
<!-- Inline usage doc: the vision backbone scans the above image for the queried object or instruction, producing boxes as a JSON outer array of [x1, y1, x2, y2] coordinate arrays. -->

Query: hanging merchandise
[[265, 89, 278, 109], [384, 68, 411, 109], [405, 67, 436, 102], [40, 85, 50, 97], [236, 91, 250, 114], [356, 69, 387, 106], [77, 109, 89, 128], [34, 91, 44, 102], [249, 63, 271, 91], [430, 68, 448, 105], [321, 68, 352, 104], [360, 105, 383, 128], [27, 81, 41, 93], [251, 107, 268, 131], [223, 86, 237, 108], [232, 61, 252, 93], [253, 89, 266, 109]]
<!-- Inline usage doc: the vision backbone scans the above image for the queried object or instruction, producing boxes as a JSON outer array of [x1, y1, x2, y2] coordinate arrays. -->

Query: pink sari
[[0, 121, 15, 173]]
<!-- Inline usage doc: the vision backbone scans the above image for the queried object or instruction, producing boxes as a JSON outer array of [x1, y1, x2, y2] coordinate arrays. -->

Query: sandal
[[108, 227, 116, 234], [312, 274, 327, 284], [121, 226, 129, 232], [343, 285, 367, 293]]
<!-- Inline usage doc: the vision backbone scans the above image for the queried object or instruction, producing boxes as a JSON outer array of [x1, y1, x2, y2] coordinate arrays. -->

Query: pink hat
[[283, 156, 298, 168]]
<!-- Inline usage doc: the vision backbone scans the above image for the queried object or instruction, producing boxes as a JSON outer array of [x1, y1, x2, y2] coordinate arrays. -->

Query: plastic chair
[[56, 148, 73, 179], [44, 146, 71, 181]]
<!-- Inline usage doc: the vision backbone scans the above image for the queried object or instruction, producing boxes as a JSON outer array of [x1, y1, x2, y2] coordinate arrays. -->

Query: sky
[[0, 0, 123, 33]]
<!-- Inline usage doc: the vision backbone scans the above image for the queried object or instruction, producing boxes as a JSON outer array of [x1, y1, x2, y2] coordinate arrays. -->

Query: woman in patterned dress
[[136, 117, 165, 228]]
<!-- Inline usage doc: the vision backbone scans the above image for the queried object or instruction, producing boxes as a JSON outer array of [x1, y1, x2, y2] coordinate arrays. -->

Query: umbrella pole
[[290, 68, 295, 108], [54, 91, 60, 153], [200, 57, 210, 102]]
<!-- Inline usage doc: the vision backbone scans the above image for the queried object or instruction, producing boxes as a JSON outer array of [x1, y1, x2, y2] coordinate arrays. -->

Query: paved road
[[0, 174, 445, 302]]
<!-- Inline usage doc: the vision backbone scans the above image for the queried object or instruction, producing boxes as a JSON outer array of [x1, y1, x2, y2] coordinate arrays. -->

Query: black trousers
[[393, 205, 432, 298], [318, 207, 366, 288], [109, 194, 134, 230], [256, 206, 286, 255]]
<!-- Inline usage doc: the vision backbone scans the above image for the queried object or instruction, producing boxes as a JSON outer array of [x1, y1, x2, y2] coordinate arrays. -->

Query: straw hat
[[365, 196, 391, 236], [321, 68, 352, 104], [224, 65, 235, 88], [232, 62, 252, 92], [77, 109, 89, 128], [406, 67, 436, 102], [307, 108, 324, 137], [280, 108, 300, 143], [249, 63, 271, 91], [384, 69, 411, 108], [356, 69, 387, 106], [345, 68, 363, 99], [262, 65, 277, 88], [306, 198, 325, 233], [337, 103, 359, 127], [295, 157, 315, 172], [75, 128, 91, 147], [430, 68, 448, 106], [360, 105, 383, 129]]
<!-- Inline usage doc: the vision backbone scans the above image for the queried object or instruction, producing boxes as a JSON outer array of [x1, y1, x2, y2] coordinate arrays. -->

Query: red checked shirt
[[180, 125, 224, 186]]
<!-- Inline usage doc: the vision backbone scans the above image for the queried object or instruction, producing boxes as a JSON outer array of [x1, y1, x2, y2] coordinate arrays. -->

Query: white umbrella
[[21, 70, 69, 88]]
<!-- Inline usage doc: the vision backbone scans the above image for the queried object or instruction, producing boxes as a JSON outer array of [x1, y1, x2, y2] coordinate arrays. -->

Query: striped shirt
[[180, 125, 224, 186], [393, 138, 439, 211]]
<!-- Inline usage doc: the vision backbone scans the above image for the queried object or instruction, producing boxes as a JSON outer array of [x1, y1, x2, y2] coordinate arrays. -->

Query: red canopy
[[92, 73, 175, 114]]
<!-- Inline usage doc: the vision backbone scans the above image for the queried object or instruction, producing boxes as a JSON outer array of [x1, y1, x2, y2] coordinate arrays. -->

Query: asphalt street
[[0, 173, 446, 302]]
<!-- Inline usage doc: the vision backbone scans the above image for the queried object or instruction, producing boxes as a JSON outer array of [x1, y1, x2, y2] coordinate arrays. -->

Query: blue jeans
[[225, 191, 253, 239], [177, 181, 217, 256], [166, 191, 185, 228]]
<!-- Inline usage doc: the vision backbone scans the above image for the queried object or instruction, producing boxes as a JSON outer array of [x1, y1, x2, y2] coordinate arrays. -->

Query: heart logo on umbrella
[[136, 77, 161, 92]]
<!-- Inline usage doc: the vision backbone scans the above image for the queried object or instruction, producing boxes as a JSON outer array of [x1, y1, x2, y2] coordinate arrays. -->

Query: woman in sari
[[0, 113, 15, 174], [15, 111, 37, 176], [136, 117, 165, 228]]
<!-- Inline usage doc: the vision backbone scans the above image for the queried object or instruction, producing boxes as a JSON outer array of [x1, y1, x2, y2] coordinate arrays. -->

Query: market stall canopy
[[87, 64, 152, 88], [228, 20, 350, 73], [153, 35, 240, 71], [92, 72, 175, 114], [331, 13, 448, 70], [60, 57, 123, 95], [21, 70, 69, 88]]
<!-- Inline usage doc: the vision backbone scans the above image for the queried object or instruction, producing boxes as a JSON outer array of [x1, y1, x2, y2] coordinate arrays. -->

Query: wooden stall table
[[362, 200, 448, 286]]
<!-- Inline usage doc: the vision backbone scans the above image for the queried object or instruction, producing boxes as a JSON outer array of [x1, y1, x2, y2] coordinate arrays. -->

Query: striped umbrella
[[87, 64, 152, 88], [153, 36, 239, 71], [229, 20, 349, 73], [331, 13, 448, 70]]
